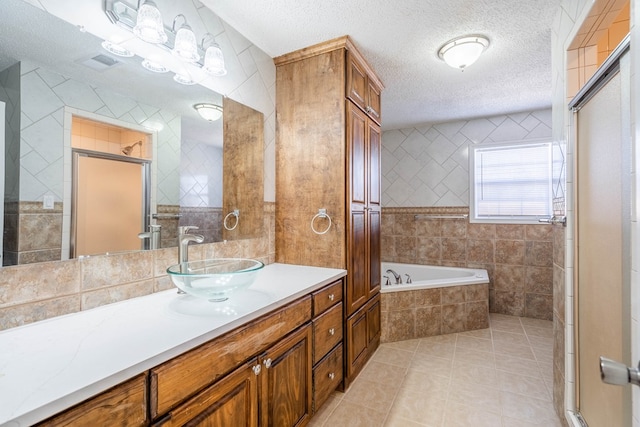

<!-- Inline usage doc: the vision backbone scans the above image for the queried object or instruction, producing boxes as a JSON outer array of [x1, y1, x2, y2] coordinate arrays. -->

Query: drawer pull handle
[[252, 365, 261, 375], [328, 294, 335, 301], [328, 328, 335, 336], [263, 358, 272, 369], [328, 372, 335, 380]]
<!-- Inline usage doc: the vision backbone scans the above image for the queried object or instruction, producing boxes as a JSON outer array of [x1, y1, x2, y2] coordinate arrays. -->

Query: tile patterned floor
[[309, 313, 564, 427]]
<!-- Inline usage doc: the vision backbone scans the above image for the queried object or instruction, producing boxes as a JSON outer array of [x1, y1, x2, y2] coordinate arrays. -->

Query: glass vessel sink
[[167, 258, 264, 302]]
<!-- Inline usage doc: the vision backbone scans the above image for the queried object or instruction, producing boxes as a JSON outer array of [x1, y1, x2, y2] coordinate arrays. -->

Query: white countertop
[[0, 263, 346, 426]]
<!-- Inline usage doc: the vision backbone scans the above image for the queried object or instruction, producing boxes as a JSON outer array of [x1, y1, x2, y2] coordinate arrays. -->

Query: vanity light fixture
[[201, 33, 227, 76], [132, 0, 167, 44], [141, 58, 168, 73], [173, 73, 196, 85], [171, 15, 199, 63], [437, 35, 490, 70], [194, 103, 223, 121], [101, 40, 134, 57]]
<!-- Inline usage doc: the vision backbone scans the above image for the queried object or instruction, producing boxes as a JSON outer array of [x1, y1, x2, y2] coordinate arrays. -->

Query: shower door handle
[[599, 356, 640, 387]]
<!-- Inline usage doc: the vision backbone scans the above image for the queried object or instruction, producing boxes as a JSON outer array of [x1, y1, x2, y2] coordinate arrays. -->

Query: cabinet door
[[347, 102, 369, 316], [367, 293, 381, 348], [155, 362, 258, 427], [366, 79, 382, 124], [367, 121, 382, 299], [346, 51, 368, 113], [345, 302, 369, 382], [260, 325, 313, 427]]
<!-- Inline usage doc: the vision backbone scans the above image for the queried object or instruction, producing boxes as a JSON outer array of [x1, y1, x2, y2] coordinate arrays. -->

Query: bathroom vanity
[[0, 263, 346, 426]]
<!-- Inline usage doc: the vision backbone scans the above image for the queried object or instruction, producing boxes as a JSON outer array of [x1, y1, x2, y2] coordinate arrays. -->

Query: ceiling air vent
[[79, 54, 121, 72]]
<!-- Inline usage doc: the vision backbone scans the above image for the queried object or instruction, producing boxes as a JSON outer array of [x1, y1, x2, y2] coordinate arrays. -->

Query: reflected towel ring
[[311, 209, 332, 235], [223, 209, 239, 231]]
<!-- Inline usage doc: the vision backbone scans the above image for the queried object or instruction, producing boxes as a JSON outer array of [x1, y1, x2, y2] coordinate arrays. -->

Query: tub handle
[[383, 275, 391, 286], [405, 274, 412, 284]]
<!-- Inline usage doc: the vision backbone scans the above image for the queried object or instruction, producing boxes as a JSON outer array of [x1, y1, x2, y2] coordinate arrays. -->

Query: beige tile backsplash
[[382, 207, 554, 320]]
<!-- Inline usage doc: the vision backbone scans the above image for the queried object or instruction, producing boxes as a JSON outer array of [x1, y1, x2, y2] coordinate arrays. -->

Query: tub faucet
[[386, 269, 402, 284], [178, 226, 204, 268]]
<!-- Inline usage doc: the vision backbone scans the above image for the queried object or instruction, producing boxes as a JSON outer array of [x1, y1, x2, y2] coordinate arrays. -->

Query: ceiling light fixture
[[437, 35, 490, 70], [132, 0, 167, 44], [194, 103, 223, 121], [201, 33, 227, 76], [171, 14, 199, 63]]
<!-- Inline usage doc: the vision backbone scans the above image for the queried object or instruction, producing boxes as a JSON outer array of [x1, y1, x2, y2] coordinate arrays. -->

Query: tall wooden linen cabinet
[[274, 36, 383, 390]]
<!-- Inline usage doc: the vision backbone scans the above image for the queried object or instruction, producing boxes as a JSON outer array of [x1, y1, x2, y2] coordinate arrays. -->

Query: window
[[470, 141, 552, 223]]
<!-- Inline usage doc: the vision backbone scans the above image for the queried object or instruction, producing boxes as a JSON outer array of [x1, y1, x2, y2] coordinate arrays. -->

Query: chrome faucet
[[386, 269, 402, 284], [178, 226, 204, 268]]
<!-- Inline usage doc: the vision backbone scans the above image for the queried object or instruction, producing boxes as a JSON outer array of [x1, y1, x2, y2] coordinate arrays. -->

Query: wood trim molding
[[274, 35, 384, 89]]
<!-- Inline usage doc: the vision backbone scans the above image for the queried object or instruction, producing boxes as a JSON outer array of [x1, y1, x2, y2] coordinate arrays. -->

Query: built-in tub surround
[[380, 262, 489, 342], [381, 206, 554, 320], [0, 203, 275, 331]]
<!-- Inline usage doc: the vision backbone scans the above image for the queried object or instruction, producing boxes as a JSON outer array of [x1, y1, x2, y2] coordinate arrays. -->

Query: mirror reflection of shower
[[122, 140, 142, 156]]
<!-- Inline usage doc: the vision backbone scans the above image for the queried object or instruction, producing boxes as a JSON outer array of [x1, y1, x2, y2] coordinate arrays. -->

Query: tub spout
[[386, 269, 402, 284]]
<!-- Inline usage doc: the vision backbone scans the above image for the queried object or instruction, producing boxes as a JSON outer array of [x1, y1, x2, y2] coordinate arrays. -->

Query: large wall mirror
[[0, 0, 264, 266]]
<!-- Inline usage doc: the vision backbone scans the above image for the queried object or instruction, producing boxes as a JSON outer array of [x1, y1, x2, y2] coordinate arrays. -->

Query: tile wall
[[382, 207, 554, 320], [381, 283, 489, 342], [381, 109, 553, 207]]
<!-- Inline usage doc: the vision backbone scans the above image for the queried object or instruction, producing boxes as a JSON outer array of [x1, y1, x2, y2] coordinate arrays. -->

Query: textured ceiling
[[201, 0, 562, 130]]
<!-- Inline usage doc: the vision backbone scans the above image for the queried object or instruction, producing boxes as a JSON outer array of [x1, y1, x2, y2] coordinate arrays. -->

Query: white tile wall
[[179, 140, 223, 207], [382, 109, 552, 207]]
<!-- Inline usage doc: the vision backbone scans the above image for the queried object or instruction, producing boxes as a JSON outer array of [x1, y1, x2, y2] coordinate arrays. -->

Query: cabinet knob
[[252, 364, 261, 375], [328, 328, 335, 336], [328, 294, 335, 301], [263, 358, 272, 369], [328, 372, 335, 380]]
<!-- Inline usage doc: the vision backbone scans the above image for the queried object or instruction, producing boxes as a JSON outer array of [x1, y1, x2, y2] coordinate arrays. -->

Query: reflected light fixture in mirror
[[133, 0, 167, 44], [194, 103, 223, 121], [438, 35, 489, 70], [202, 33, 227, 76], [101, 40, 134, 57], [141, 58, 168, 73], [171, 14, 199, 63]]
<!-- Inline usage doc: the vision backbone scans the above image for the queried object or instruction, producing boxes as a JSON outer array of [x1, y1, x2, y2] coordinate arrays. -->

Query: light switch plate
[[43, 195, 54, 209]]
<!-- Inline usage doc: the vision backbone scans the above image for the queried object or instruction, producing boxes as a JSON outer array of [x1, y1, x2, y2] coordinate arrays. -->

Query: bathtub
[[380, 262, 490, 342], [381, 262, 489, 292]]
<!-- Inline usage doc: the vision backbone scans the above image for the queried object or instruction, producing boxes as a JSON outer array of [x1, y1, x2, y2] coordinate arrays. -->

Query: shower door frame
[[70, 149, 151, 258]]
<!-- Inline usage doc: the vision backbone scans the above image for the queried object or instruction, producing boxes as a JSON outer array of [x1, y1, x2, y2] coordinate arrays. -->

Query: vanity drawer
[[36, 374, 147, 427], [150, 296, 312, 419], [312, 302, 343, 364], [312, 279, 343, 316], [313, 343, 343, 413]]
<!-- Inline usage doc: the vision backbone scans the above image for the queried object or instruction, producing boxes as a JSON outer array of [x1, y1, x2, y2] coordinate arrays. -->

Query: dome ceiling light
[[437, 35, 490, 70]]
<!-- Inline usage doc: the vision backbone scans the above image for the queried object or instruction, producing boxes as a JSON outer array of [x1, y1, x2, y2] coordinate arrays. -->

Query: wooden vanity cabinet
[[259, 325, 313, 427], [35, 374, 148, 427], [153, 361, 259, 427], [275, 36, 383, 391], [155, 325, 313, 427]]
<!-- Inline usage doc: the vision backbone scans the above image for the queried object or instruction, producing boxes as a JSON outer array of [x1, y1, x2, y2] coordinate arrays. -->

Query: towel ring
[[223, 209, 239, 231], [311, 209, 332, 235]]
